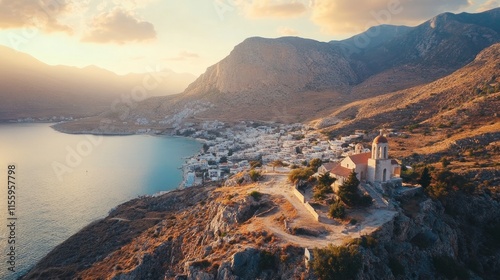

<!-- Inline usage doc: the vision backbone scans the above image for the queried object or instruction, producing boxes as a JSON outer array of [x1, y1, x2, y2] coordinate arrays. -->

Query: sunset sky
[[0, 0, 497, 76]]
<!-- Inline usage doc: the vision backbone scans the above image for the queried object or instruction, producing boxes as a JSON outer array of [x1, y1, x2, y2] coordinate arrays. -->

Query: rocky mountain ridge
[[51, 8, 500, 134]]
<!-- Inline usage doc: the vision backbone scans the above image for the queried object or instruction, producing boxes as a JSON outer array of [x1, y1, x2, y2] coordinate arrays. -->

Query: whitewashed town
[[181, 120, 405, 194]]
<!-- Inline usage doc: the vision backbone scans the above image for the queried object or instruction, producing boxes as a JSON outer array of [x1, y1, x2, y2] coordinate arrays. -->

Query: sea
[[0, 123, 201, 279]]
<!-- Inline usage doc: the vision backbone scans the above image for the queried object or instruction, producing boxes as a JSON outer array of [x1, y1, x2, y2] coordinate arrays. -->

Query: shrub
[[309, 158, 323, 172], [288, 167, 314, 184], [249, 170, 262, 182], [346, 235, 377, 248], [249, 191, 262, 201], [311, 244, 362, 280], [440, 157, 450, 168], [329, 202, 346, 219], [418, 167, 431, 188]]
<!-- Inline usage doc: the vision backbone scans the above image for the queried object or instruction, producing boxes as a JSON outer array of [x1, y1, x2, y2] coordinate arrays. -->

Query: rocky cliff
[[22, 170, 500, 279]]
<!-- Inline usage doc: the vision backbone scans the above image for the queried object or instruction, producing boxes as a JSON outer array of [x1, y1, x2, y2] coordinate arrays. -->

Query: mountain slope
[[53, 8, 500, 134], [184, 36, 358, 96], [0, 46, 196, 121], [316, 43, 500, 163], [343, 8, 500, 80]]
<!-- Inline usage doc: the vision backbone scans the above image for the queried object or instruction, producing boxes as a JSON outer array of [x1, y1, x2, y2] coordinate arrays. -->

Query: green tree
[[311, 244, 362, 280], [309, 158, 323, 172], [337, 171, 361, 206], [288, 168, 314, 184], [318, 172, 336, 188], [329, 201, 346, 219], [418, 167, 431, 188]]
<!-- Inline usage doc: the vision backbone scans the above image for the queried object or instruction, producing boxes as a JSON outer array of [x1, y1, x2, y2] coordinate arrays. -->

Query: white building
[[330, 131, 401, 188]]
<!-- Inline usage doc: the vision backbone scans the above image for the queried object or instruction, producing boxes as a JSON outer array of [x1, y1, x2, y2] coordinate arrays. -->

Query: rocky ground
[[21, 169, 500, 280]]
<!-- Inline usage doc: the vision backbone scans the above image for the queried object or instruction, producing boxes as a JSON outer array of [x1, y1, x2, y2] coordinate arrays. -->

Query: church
[[329, 131, 401, 189]]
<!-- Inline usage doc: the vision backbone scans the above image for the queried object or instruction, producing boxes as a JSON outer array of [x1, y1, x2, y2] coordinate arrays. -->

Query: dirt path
[[245, 173, 397, 248]]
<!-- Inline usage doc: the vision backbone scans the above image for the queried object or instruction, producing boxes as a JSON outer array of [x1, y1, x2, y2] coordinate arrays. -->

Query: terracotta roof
[[321, 162, 338, 171], [373, 135, 388, 144], [348, 152, 371, 165], [331, 165, 352, 178]]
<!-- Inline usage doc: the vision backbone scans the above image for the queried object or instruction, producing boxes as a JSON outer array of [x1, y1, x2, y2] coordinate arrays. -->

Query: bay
[[0, 123, 200, 279]]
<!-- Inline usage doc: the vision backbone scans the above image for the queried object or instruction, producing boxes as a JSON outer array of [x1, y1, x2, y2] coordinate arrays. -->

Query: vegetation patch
[[311, 244, 362, 280], [249, 191, 262, 201]]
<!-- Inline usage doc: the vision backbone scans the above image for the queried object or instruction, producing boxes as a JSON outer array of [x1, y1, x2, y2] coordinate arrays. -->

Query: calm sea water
[[0, 123, 200, 279]]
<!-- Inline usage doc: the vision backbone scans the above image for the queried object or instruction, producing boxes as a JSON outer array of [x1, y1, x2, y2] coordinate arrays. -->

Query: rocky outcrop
[[357, 192, 500, 279], [21, 175, 500, 280]]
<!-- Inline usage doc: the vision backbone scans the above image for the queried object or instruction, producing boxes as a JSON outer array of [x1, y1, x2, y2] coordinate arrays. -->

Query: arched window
[[384, 147, 387, 159], [383, 168, 387, 181]]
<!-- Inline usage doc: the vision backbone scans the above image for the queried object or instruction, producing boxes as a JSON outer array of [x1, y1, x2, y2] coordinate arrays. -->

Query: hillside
[[21, 171, 500, 279], [340, 8, 500, 80], [0, 46, 195, 121], [52, 8, 500, 134], [316, 43, 500, 165]]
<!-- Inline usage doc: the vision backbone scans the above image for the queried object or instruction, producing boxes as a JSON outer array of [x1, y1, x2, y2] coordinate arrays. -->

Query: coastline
[[51, 121, 205, 193]]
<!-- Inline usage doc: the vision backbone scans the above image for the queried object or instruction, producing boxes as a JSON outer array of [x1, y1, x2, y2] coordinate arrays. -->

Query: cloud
[[277, 26, 299, 36], [167, 51, 200, 61], [246, 0, 307, 18], [82, 8, 156, 44], [477, 0, 499, 12], [311, 0, 472, 34], [0, 0, 73, 33]]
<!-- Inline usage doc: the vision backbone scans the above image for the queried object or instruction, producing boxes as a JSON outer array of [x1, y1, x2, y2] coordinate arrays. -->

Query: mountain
[[341, 8, 500, 80], [315, 43, 500, 163], [184, 36, 358, 96], [0, 46, 196, 121], [52, 8, 500, 134]]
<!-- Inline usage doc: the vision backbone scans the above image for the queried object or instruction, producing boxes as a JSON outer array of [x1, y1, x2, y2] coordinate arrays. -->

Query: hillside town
[[181, 120, 397, 188]]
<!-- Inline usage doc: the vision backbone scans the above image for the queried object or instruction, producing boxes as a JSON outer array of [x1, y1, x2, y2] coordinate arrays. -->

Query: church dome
[[373, 135, 388, 144]]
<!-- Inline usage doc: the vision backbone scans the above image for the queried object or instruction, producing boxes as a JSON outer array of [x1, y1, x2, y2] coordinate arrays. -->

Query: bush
[[288, 167, 314, 184], [311, 244, 362, 280], [346, 235, 377, 248], [249, 170, 262, 182], [249, 191, 262, 201], [309, 158, 323, 172], [440, 157, 450, 168], [329, 202, 346, 219]]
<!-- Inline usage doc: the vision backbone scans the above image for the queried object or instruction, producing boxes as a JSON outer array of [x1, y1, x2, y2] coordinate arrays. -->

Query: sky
[[0, 0, 497, 76]]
